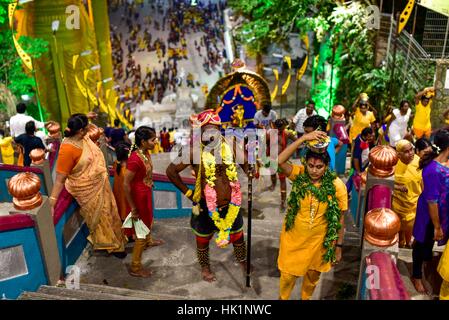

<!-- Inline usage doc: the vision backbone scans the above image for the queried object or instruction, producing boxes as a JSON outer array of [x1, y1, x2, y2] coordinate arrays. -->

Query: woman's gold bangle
[[185, 189, 193, 198], [49, 196, 57, 201]]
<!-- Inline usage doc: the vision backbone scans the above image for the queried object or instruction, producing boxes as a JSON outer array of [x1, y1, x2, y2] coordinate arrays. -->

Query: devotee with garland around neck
[[166, 110, 250, 282], [277, 130, 348, 300]]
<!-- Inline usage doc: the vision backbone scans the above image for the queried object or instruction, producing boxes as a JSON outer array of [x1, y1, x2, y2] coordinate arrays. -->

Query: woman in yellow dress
[[349, 93, 376, 142], [0, 129, 15, 165], [438, 245, 449, 300], [277, 130, 348, 300], [412, 87, 434, 139], [392, 140, 422, 248]]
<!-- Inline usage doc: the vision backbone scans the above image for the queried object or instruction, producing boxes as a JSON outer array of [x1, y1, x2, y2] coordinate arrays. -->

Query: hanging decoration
[[271, 68, 279, 102], [281, 55, 291, 95], [297, 35, 309, 82], [398, 0, 415, 34], [9, 2, 33, 71]]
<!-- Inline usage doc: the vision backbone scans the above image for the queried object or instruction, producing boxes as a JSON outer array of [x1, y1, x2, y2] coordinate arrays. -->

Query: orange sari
[[64, 136, 126, 253]]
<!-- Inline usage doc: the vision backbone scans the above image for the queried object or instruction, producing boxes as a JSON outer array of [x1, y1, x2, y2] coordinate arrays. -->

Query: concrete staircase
[[18, 283, 185, 300]]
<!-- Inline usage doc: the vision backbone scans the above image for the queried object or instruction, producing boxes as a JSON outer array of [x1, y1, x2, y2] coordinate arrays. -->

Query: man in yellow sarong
[[392, 140, 422, 248]]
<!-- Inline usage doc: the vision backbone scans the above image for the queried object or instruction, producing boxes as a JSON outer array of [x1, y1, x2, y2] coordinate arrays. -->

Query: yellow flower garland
[[202, 141, 241, 247]]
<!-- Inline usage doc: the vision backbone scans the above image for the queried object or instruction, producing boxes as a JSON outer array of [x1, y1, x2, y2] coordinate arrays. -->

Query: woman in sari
[[49, 114, 127, 258], [277, 130, 348, 300], [392, 140, 422, 248], [411, 130, 449, 294], [124, 126, 163, 277], [112, 142, 133, 241]]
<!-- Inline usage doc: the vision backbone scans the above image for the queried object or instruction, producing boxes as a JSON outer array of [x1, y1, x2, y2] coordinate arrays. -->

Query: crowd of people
[[108, 0, 228, 114], [1, 81, 449, 300]]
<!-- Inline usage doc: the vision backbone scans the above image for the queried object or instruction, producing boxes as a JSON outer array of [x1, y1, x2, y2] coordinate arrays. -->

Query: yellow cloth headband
[[396, 139, 413, 152]]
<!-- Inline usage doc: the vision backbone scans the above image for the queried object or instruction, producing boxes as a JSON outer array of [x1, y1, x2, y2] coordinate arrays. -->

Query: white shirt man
[[292, 103, 317, 135], [9, 112, 45, 138], [253, 108, 277, 130]]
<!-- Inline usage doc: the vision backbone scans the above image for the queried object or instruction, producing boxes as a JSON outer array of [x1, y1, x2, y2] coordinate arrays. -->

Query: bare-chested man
[[166, 110, 249, 282]]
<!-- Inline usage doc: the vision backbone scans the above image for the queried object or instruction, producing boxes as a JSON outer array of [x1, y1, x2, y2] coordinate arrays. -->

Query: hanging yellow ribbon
[[72, 55, 79, 69], [398, 0, 415, 34], [97, 81, 103, 94], [87, 88, 98, 106], [9, 2, 33, 71], [281, 56, 291, 95], [271, 68, 279, 102], [83, 69, 91, 82], [75, 75, 88, 98], [297, 35, 309, 81]]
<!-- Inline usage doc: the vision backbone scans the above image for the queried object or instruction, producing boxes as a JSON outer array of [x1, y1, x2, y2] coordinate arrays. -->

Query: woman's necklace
[[309, 196, 319, 227], [137, 148, 153, 187], [138, 148, 150, 163]]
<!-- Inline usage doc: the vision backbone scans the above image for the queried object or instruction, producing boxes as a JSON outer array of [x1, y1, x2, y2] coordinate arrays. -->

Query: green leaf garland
[[285, 168, 342, 263]]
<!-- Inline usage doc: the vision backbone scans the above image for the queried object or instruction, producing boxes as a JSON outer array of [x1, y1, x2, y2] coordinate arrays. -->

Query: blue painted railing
[[0, 215, 47, 299], [0, 167, 194, 299]]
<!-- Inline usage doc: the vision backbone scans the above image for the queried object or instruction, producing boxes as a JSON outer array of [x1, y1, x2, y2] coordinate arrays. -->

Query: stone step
[[37, 285, 144, 300], [18, 291, 77, 300], [78, 283, 185, 300]]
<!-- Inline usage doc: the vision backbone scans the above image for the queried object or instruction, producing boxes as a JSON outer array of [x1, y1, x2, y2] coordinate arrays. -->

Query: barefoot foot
[[239, 261, 254, 274], [411, 278, 428, 294], [201, 267, 217, 282]]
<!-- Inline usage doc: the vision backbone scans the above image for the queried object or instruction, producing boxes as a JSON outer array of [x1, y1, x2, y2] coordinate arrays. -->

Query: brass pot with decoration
[[364, 208, 400, 247], [368, 145, 398, 178], [29, 148, 46, 165], [8, 172, 43, 210], [331, 105, 346, 120], [86, 123, 102, 143], [45, 121, 61, 139]]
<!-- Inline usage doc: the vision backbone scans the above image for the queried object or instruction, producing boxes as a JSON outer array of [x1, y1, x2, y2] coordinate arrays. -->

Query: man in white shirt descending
[[254, 104, 277, 130], [292, 100, 317, 137], [9, 103, 46, 138], [253, 104, 278, 191]]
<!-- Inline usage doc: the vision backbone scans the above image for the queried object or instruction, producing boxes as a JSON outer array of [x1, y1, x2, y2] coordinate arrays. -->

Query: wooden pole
[[246, 163, 253, 287]]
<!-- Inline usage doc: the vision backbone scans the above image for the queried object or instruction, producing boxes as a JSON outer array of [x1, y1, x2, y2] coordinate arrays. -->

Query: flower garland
[[285, 168, 341, 263], [202, 141, 242, 248]]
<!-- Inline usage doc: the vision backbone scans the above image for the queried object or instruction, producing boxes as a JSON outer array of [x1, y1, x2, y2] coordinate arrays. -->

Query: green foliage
[[286, 167, 341, 263], [231, 0, 435, 119], [0, 1, 49, 104], [229, 0, 334, 55]]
